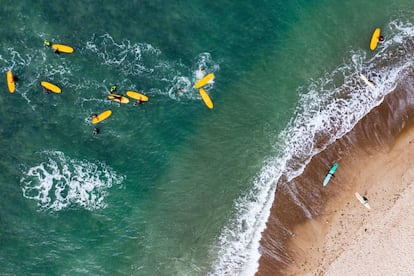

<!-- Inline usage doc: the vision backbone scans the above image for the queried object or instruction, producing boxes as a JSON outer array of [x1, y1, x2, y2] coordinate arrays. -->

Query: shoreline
[[256, 73, 414, 275], [286, 122, 414, 275]]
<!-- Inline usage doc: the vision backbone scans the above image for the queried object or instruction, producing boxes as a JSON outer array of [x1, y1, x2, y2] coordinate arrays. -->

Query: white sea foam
[[84, 34, 220, 102], [167, 76, 193, 100], [165, 52, 220, 101], [193, 52, 220, 80], [209, 20, 414, 275], [85, 33, 161, 76], [21, 150, 124, 211]]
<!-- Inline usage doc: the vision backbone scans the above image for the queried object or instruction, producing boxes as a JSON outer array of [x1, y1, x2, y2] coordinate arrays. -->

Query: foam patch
[[21, 150, 125, 211]]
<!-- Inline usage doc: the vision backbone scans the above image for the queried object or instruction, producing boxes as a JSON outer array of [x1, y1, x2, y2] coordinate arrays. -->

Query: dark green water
[[1, 1, 414, 275]]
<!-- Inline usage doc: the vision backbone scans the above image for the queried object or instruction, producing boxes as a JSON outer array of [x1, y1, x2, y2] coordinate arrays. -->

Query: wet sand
[[288, 123, 414, 275], [256, 74, 414, 275]]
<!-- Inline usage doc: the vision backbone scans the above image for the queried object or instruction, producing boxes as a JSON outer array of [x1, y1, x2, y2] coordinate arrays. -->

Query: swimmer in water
[[110, 85, 117, 92]]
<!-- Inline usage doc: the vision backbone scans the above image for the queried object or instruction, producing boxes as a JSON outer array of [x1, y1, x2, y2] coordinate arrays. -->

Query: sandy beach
[[255, 77, 414, 275], [283, 121, 414, 275]]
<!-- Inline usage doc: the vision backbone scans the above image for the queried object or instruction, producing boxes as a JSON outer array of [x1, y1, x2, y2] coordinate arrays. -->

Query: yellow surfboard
[[6, 70, 15, 93], [199, 88, 213, 109], [194, 73, 215, 89], [108, 93, 130, 104], [92, 110, 112, 124], [126, 91, 149, 102], [40, 81, 62, 93], [51, 44, 74, 54], [370, 28, 381, 50]]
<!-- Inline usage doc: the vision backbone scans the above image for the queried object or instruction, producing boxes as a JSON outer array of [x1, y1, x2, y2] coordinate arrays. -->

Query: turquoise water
[[1, 1, 414, 275]]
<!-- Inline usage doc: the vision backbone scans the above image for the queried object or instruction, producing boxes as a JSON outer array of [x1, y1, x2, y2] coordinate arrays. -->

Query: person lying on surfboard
[[112, 94, 123, 100], [44, 39, 60, 54]]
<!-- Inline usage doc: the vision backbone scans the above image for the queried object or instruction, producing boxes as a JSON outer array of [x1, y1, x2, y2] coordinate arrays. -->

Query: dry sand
[[286, 124, 414, 275]]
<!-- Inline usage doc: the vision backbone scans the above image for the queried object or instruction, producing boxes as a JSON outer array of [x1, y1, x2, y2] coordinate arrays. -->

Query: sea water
[[1, 1, 414, 275]]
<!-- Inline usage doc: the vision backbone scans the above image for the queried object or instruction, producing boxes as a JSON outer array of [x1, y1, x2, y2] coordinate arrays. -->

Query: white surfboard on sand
[[355, 192, 371, 210]]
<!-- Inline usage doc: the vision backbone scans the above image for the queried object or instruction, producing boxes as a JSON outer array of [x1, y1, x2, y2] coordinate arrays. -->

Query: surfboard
[[194, 73, 215, 89], [199, 88, 214, 109], [51, 44, 74, 54], [40, 81, 62, 93], [126, 91, 149, 102], [360, 73, 375, 88], [355, 192, 371, 210], [370, 28, 381, 50], [91, 110, 112, 124], [108, 93, 130, 104], [6, 70, 15, 93], [323, 163, 339, 186]]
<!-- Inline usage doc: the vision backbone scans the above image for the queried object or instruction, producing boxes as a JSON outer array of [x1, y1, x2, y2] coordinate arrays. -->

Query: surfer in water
[[44, 40, 52, 47], [110, 85, 117, 92], [44, 39, 60, 54], [379, 35, 384, 42], [93, 128, 100, 135]]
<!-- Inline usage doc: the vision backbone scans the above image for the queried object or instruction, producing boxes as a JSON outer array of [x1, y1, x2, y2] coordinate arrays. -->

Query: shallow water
[[1, 1, 414, 275]]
